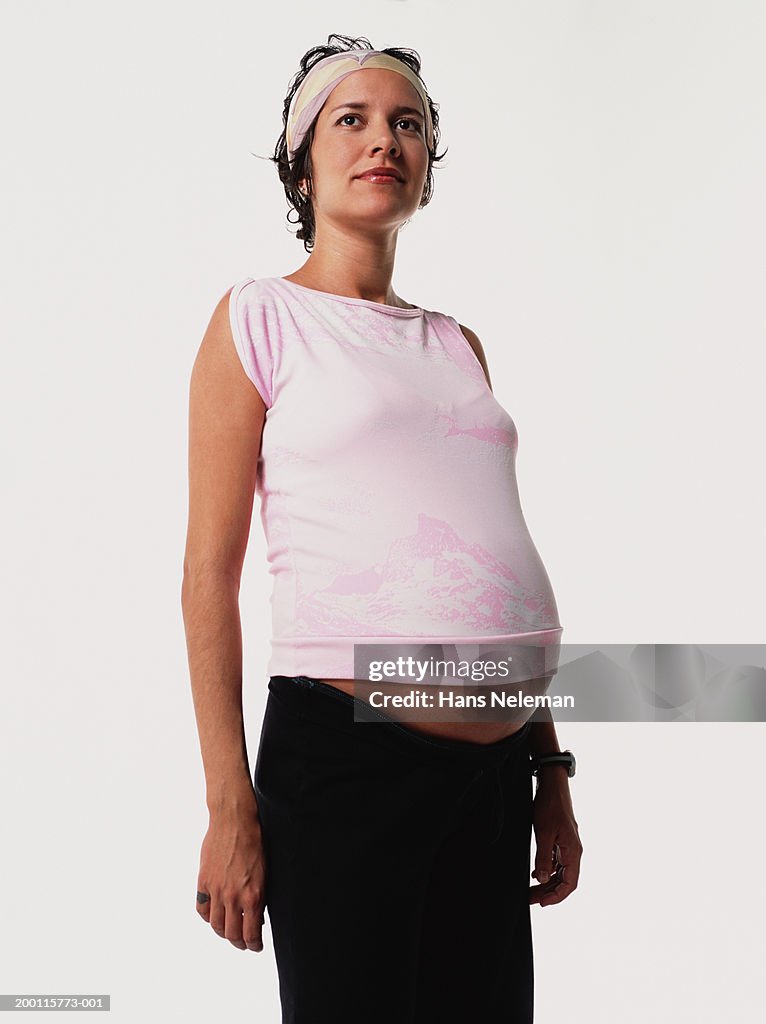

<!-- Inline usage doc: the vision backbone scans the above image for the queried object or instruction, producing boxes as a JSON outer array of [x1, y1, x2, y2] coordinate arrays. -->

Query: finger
[[243, 903, 265, 952], [553, 843, 582, 890], [529, 861, 567, 903], [533, 842, 558, 884], [538, 879, 575, 906], [196, 886, 211, 923], [539, 865, 577, 906], [529, 877, 563, 904], [224, 902, 247, 950], [528, 882, 549, 905], [209, 896, 227, 940]]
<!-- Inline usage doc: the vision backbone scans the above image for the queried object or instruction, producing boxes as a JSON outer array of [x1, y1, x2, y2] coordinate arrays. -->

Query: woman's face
[[301, 68, 430, 238]]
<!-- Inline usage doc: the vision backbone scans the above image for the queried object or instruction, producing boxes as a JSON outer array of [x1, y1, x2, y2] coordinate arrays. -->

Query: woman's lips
[[358, 173, 403, 183]]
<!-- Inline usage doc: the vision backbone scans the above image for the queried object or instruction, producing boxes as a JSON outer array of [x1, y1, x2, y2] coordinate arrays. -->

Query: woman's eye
[[337, 114, 422, 133]]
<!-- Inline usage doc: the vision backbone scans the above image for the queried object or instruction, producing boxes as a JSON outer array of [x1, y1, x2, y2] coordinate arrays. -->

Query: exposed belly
[[318, 678, 529, 745]]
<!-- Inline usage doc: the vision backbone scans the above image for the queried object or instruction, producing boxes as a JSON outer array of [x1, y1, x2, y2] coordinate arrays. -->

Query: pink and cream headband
[[285, 49, 434, 162]]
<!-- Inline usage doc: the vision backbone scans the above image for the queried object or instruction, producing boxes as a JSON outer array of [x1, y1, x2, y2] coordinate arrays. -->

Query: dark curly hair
[[264, 33, 448, 253]]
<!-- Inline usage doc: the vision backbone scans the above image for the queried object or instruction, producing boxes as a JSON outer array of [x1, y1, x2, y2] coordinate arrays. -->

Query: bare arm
[[181, 286, 268, 950]]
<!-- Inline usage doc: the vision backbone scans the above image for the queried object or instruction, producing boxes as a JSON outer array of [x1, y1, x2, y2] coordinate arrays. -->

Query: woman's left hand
[[529, 769, 583, 907]]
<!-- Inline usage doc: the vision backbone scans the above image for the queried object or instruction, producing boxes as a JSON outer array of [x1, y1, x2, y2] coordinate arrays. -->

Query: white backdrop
[[2, 1, 764, 1021]]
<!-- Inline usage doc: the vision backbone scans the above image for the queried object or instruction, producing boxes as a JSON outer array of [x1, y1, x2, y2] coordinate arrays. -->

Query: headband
[[285, 50, 434, 162]]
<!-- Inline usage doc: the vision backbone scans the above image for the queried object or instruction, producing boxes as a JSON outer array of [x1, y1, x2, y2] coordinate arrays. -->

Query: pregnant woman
[[182, 33, 582, 1024]]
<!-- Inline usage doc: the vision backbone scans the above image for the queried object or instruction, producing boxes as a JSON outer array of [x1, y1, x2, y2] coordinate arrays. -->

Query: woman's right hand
[[196, 809, 267, 952]]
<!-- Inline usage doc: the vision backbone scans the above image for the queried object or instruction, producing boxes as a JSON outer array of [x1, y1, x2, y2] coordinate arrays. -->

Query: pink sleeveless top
[[228, 276, 562, 679]]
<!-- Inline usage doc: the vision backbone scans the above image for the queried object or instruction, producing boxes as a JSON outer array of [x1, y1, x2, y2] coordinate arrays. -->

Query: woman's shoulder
[[429, 306, 484, 357], [228, 276, 278, 301]]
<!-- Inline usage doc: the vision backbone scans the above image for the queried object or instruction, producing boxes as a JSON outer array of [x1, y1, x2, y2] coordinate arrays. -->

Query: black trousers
[[254, 675, 535, 1024]]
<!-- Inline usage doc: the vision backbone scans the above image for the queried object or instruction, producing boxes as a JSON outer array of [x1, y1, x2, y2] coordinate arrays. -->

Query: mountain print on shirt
[[295, 512, 558, 637]]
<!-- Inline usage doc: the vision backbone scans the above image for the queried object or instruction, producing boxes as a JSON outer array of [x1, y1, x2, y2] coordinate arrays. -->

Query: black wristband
[[530, 749, 576, 778]]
